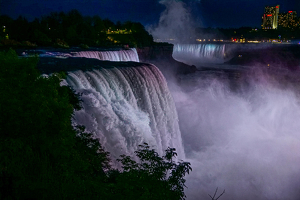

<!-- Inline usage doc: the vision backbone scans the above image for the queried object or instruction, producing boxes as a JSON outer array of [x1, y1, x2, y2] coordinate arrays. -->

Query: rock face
[[137, 44, 197, 76], [137, 45, 174, 61]]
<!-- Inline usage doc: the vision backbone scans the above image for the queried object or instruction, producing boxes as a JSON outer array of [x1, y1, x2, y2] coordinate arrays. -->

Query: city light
[[248, 40, 260, 43]]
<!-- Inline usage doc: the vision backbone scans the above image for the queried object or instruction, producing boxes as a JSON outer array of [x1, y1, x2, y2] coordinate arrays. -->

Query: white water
[[173, 74, 300, 200], [71, 48, 139, 62], [46, 43, 300, 199], [66, 64, 184, 161], [171, 43, 300, 200], [172, 44, 226, 65], [35, 48, 139, 62]]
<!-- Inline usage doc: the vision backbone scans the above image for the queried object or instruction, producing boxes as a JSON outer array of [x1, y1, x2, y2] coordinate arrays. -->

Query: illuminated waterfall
[[38, 48, 139, 62], [66, 63, 184, 160], [72, 48, 139, 62], [172, 44, 226, 65]]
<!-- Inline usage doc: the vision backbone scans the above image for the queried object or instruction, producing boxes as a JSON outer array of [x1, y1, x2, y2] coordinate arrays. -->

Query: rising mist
[[166, 47, 300, 199], [148, 0, 198, 43]]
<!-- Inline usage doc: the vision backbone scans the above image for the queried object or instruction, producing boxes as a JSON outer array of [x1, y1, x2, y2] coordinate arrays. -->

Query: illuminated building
[[262, 5, 280, 29], [278, 11, 297, 28]]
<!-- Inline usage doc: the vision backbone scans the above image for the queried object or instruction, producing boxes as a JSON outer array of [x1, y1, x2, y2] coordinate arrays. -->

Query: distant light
[[276, 6, 279, 8], [289, 11, 293, 13], [248, 40, 260, 43], [267, 14, 272, 17]]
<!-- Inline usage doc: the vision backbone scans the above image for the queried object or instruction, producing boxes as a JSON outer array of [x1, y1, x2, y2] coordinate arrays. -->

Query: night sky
[[0, 0, 299, 28]]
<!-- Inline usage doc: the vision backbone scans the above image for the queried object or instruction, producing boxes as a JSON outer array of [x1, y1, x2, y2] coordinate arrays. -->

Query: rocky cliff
[[137, 44, 197, 75]]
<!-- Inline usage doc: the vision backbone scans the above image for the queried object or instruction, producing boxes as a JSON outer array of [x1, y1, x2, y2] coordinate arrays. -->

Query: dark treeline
[[195, 27, 300, 41], [0, 10, 153, 48], [0, 49, 191, 199]]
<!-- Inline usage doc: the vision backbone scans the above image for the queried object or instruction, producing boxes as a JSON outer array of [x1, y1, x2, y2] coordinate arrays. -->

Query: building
[[262, 5, 280, 29], [278, 11, 297, 28]]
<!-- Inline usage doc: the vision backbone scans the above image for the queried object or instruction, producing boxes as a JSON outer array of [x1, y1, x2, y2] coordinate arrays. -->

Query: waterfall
[[71, 48, 139, 62], [35, 48, 140, 62], [64, 63, 184, 160], [173, 44, 226, 59], [172, 44, 226, 65]]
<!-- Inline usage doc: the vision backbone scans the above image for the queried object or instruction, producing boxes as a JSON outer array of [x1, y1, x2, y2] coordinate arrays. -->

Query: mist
[[168, 67, 300, 199], [147, 1, 300, 198], [148, 0, 197, 43]]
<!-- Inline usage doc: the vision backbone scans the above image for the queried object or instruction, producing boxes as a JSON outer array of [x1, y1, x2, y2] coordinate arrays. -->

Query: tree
[[0, 49, 191, 199], [0, 49, 111, 199], [109, 143, 192, 200], [32, 29, 52, 45], [208, 188, 225, 200], [103, 19, 115, 31], [130, 22, 154, 47], [9, 16, 30, 41], [93, 16, 106, 32]]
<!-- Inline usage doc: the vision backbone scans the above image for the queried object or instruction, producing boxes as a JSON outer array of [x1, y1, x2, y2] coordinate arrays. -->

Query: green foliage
[[110, 143, 192, 200], [33, 29, 52, 46], [0, 50, 191, 199], [53, 38, 70, 48], [0, 49, 111, 199], [0, 10, 154, 48]]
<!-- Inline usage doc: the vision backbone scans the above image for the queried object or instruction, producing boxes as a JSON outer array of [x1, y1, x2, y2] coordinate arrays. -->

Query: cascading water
[[172, 44, 226, 65], [71, 48, 140, 62], [36, 43, 300, 199], [64, 63, 184, 160], [33, 48, 140, 62], [169, 42, 300, 199]]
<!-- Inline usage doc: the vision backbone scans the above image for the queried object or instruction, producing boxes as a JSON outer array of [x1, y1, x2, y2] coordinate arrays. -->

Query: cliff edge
[[137, 43, 197, 75]]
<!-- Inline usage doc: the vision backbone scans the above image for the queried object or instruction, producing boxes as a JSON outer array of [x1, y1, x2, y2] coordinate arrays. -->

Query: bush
[[32, 29, 52, 46], [0, 39, 21, 46], [109, 143, 192, 200], [53, 38, 69, 48], [22, 41, 37, 47], [0, 49, 110, 199]]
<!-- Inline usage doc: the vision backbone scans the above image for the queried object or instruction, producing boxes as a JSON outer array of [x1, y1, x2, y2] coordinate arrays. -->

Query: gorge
[[34, 43, 300, 200]]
